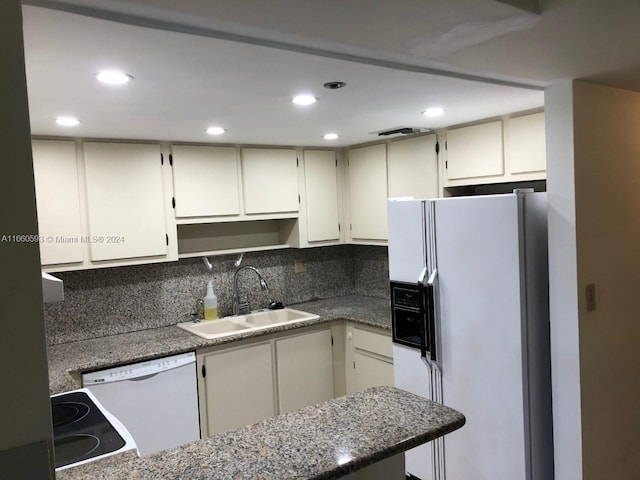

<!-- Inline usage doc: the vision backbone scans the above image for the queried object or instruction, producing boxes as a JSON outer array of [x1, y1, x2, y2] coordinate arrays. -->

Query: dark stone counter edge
[[310, 416, 466, 480]]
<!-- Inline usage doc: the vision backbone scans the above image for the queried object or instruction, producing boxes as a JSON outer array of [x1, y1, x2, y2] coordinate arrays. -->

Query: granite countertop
[[48, 295, 390, 394], [56, 386, 465, 480]]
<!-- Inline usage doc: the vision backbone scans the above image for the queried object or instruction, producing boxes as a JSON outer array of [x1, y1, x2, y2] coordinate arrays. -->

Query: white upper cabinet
[[32, 140, 84, 266], [443, 113, 546, 187], [347, 143, 388, 242], [445, 121, 504, 182], [83, 142, 168, 262], [388, 134, 439, 199], [303, 150, 340, 243], [241, 148, 299, 215], [507, 112, 546, 176], [171, 145, 240, 219]]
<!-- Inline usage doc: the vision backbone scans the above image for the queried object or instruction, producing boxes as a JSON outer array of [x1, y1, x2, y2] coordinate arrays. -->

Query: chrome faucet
[[232, 265, 268, 315]]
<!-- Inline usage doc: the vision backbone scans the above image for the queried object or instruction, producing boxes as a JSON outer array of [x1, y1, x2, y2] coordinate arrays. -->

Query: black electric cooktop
[[51, 390, 126, 469]]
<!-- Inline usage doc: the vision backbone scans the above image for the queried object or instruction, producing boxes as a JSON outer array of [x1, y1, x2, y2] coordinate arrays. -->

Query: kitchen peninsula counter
[[56, 386, 465, 480], [48, 295, 390, 394]]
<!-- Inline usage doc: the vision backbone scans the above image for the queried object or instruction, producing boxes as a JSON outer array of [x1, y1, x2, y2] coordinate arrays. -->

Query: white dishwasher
[[83, 351, 200, 456]]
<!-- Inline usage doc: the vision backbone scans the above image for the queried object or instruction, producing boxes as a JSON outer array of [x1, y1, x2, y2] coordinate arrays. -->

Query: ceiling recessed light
[[323, 133, 339, 140], [206, 126, 226, 135], [56, 116, 80, 127], [292, 94, 317, 106], [423, 107, 445, 117], [96, 70, 133, 85]]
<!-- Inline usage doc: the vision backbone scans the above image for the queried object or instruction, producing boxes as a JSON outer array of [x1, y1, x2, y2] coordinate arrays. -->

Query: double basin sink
[[177, 308, 320, 339]]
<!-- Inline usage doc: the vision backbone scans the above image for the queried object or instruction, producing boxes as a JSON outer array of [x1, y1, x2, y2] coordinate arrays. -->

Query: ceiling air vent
[[372, 126, 430, 137]]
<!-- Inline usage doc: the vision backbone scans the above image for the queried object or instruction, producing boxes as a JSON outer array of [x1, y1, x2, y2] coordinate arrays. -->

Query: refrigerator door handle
[[417, 266, 428, 285], [426, 269, 438, 364], [417, 267, 429, 360]]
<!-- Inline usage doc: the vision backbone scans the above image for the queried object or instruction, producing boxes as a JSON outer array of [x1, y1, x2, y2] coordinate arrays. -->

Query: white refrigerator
[[388, 191, 553, 480]]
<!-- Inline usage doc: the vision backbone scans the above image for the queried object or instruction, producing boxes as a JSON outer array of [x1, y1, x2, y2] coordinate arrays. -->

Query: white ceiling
[[22, 0, 640, 147]]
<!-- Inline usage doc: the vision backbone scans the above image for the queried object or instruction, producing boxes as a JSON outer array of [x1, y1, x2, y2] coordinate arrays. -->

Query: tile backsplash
[[44, 245, 389, 345]]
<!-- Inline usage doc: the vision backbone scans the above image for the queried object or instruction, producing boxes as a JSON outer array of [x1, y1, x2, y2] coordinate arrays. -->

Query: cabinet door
[[303, 150, 340, 242], [202, 342, 275, 435], [171, 145, 240, 218], [276, 329, 335, 414], [347, 144, 388, 241], [32, 140, 84, 265], [388, 135, 438, 199], [83, 142, 167, 261], [346, 326, 394, 394], [354, 352, 394, 392], [507, 112, 546, 175], [241, 148, 299, 214], [446, 121, 504, 181]]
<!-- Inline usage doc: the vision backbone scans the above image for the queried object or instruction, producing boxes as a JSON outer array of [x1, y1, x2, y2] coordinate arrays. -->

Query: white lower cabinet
[[197, 325, 337, 437], [345, 324, 394, 394], [276, 329, 335, 414], [198, 341, 276, 437]]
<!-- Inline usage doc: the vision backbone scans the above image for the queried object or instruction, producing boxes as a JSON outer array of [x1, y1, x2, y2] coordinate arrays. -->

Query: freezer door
[[393, 344, 435, 480], [388, 199, 427, 283], [433, 194, 529, 480]]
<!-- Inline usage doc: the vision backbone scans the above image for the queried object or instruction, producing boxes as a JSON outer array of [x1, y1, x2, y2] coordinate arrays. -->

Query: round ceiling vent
[[323, 81, 346, 90]]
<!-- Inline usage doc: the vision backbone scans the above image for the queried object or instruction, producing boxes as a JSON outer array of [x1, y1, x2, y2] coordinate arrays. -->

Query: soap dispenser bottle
[[203, 279, 218, 320]]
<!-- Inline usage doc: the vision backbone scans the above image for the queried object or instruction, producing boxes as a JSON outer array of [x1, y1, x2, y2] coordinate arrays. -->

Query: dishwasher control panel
[[83, 351, 195, 385]]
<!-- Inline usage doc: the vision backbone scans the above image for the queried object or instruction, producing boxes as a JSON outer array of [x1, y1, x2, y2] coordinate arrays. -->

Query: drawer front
[[353, 328, 393, 358]]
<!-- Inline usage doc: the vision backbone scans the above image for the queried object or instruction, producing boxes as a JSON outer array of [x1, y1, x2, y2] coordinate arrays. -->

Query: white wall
[[545, 80, 583, 480], [546, 80, 640, 480], [572, 81, 640, 480], [0, 1, 54, 478]]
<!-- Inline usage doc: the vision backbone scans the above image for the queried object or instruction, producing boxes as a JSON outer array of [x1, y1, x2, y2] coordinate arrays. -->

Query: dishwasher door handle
[[127, 372, 160, 382]]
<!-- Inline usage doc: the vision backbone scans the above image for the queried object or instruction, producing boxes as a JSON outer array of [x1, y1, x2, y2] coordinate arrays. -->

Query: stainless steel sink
[[177, 308, 319, 339]]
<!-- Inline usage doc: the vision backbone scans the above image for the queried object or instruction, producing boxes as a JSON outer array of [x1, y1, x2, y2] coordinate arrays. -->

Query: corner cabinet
[[345, 324, 394, 394], [346, 144, 388, 243], [32, 140, 84, 267]]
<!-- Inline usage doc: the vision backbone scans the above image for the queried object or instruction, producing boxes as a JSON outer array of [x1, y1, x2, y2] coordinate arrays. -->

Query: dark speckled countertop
[[49, 295, 465, 480], [56, 386, 465, 480], [47, 295, 390, 394]]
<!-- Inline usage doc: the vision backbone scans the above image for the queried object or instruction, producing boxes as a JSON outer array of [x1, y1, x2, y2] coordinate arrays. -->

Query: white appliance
[[42, 271, 63, 302], [51, 388, 137, 471], [83, 351, 200, 456], [388, 191, 554, 480]]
